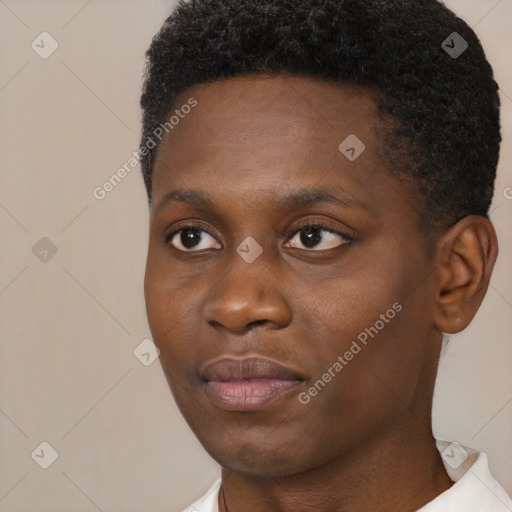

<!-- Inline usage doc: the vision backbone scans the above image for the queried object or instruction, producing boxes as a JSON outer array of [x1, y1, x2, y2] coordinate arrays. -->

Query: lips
[[201, 357, 305, 411]]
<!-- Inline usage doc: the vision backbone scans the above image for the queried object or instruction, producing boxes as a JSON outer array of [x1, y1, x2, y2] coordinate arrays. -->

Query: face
[[144, 74, 442, 477]]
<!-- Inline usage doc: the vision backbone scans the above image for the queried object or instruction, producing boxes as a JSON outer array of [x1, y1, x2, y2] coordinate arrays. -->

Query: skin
[[144, 73, 498, 511]]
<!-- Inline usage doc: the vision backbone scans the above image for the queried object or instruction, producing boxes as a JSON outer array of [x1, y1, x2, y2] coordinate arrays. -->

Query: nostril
[[208, 319, 267, 330], [248, 319, 267, 328]]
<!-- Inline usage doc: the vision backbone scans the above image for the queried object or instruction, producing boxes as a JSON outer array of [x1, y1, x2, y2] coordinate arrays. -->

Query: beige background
[[0, 0, 510, 510]]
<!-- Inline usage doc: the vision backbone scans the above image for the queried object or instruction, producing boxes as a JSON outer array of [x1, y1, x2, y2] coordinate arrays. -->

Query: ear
[[433, 216, 498, 334]]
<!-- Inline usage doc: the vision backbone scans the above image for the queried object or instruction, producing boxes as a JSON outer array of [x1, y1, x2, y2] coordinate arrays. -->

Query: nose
[[203, 253, 291, 333]]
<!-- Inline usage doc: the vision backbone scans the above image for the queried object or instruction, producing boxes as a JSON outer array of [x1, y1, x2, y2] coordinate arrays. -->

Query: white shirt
[[183, 440, 512, 512]]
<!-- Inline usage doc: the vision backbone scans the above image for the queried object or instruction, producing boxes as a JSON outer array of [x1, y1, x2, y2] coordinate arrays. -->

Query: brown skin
[[144, 73, 498, 511]]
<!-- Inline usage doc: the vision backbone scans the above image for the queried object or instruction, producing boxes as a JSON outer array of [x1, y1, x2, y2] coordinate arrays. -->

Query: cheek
[[144, 255, 171, 337], [303, 271, 433, 435], [144, 247, 220, 392], [305, 269, 403, 352], [144, 251, 192, 362], [303, 256, 423, 369]]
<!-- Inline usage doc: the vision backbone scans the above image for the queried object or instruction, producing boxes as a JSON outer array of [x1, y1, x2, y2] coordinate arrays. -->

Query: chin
[[198, 431, 318, 478]]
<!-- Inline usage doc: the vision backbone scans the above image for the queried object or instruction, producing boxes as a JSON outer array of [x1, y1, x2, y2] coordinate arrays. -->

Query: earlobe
[[433, 216, 498, 334]]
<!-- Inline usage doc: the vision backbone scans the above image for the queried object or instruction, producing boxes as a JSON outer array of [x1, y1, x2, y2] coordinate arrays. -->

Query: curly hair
[[139, 0, 501, 232]]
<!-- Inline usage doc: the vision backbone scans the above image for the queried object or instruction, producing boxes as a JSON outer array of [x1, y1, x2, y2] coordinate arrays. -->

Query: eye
[[166, 224, 222, 252], [166, 222, 351, 252], [285, 223, 351, 251]]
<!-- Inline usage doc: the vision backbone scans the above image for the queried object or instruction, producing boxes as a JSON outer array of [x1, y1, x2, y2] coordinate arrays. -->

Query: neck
[[219, 414, 453, 512]]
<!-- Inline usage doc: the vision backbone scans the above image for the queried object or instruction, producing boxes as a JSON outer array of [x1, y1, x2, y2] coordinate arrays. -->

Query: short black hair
[[139, 0, 501, 232]]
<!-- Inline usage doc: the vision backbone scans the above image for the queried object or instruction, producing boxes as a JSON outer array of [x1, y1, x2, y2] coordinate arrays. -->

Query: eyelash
[[164, 222, 353, 251]]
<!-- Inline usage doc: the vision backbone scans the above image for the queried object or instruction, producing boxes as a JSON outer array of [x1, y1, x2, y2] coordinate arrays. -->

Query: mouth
[[200, 356, 305, 411]]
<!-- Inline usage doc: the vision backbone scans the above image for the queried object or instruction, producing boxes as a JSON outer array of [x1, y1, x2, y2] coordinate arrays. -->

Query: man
[[139, 0, 511, 510]]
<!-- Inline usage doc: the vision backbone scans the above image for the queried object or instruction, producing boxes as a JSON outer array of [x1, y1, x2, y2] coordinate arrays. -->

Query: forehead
[[151, 73, 410, 220], [156, 73, 383, 158]]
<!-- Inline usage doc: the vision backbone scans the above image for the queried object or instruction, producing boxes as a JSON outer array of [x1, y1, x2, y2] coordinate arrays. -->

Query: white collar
[[417, 439, 512, 511], [184, 440, 511, 511]]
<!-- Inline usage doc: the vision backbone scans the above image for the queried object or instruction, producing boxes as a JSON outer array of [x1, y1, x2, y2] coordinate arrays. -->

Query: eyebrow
[[153, 187, 362, 218]]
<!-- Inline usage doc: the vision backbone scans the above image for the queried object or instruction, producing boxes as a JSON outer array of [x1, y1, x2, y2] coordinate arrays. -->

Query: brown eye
[[167, 226, 221, 252], [286, 224, 350, 251]]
